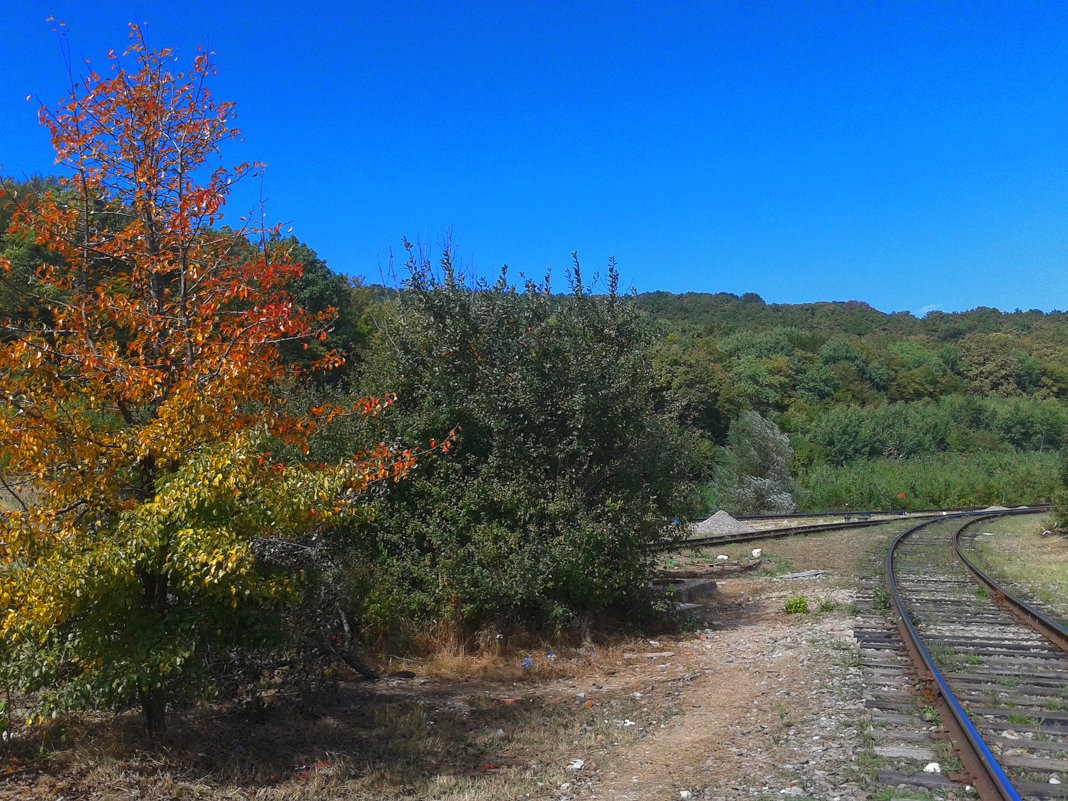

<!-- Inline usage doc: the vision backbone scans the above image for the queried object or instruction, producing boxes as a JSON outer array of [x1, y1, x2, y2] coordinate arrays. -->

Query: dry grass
[[662, 520, 910, 585], [966, 513, 1068, 619], [0, 636, 662, 800]]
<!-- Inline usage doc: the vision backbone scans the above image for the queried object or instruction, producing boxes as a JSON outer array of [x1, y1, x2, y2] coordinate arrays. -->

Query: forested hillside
[[637, 291, 1068, 510]]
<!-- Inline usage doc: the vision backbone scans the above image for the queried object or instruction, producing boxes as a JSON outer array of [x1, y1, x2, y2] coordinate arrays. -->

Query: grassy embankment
[[963, 512, 1068, 620]]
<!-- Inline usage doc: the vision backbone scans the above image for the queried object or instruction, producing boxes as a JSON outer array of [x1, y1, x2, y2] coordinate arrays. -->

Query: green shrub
[[784, 596, 809, 614], [350, 248, 694, 633]]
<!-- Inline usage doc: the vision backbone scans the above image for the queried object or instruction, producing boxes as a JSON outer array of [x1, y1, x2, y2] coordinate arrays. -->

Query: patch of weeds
[[996, 676, 1021, 687], [935, 740, 963, 773], [1006, 712, 1036, 725], [855, 745, 890, 775], [816, 597, 837, 613], [678, 614, 704, 633], [845, 600, 859, 615], [776, 702, 792, 724], [871, 788, 938, 801], [920, 705, 941, 725], [784, 595, 809, 614], [927, 642, 965, 672], [771, 702, 794, 744], [756, 554, 795, 576], [974, 584, 989, 603], [871, 585, 891, 611], [817, 635, 861, 669]]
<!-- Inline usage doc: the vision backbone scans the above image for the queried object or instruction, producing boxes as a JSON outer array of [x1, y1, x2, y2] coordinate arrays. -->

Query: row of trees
[[640, 295, 1068, 512]]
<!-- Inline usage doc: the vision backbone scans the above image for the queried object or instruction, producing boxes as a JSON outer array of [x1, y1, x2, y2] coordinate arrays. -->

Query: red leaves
[[0, 28, 373, 519]]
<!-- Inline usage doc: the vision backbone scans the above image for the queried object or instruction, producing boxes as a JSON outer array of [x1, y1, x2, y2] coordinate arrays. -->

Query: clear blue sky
[[3, 1, 1067, 315]]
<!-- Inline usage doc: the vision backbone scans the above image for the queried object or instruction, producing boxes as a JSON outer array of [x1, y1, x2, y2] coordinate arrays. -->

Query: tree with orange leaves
[[0, 26, 431, 734]]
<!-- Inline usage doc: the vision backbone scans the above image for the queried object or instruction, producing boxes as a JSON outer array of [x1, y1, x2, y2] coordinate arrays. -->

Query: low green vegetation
[[798, 450, 1060, 510]]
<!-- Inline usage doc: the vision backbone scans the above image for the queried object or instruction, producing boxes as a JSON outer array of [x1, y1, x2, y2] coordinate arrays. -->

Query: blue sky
[[3, 1, 1067, 315]]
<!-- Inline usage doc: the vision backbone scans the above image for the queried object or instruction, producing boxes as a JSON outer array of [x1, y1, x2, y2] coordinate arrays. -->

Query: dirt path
[[559, 576, 867, 801]]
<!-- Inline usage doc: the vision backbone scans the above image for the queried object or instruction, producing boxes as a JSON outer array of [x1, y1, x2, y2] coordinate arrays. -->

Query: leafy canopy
[[0, 25, 421, 733]]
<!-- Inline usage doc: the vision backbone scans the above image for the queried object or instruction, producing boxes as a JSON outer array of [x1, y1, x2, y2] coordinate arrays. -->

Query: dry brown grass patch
[[0, 634, 666, 800]]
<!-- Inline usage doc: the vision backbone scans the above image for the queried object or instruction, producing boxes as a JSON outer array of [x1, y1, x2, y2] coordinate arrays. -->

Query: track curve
[[888, 512, 1068, 800]]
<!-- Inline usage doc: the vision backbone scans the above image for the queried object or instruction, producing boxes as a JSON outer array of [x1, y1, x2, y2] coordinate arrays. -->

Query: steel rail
[[668, 510, 971, 551], [953, 512, 1068, 656], [887, 512, 1033, 801], [663, 505, 1049, 552], [730, 503, 1046, 522]]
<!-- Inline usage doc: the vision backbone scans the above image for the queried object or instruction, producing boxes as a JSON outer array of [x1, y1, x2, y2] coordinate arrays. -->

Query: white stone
[[923, 762, 941, 773], [1051, 776, 1062, 785], [752, 548, 763, 558], [717, 554, 729, 561], [566, 759, 584, 770]]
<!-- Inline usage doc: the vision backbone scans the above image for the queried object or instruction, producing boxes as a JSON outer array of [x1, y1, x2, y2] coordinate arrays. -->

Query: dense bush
[[349, 247, 694, 634]]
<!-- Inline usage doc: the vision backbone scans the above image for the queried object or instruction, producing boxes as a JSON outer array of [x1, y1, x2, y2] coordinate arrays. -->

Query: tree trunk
[[138, 567, 170, 735], [139, 686, 167, 736]]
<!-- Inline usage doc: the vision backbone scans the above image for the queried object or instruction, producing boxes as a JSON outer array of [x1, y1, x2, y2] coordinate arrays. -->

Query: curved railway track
[[671, 506, 1049, 551], [884, 511, 1068, 800]]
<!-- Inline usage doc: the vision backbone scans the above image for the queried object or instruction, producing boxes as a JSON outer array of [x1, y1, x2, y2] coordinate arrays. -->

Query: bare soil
[[0, 525, 903, 801]]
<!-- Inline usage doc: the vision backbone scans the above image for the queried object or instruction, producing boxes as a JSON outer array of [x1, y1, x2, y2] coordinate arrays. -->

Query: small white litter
[[923, 762, 941, 774]]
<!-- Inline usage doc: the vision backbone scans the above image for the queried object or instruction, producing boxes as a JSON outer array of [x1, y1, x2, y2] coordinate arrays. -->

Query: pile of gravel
[[693, 510, 756, 535]]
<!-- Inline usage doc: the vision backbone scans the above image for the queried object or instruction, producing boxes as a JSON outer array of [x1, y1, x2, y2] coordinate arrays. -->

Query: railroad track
[[883, 511, 1068, 800], [670, 506, 1049, 551]]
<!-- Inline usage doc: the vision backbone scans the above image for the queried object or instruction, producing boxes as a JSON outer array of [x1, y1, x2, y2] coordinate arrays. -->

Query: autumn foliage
[[0, 26, 426, 733]]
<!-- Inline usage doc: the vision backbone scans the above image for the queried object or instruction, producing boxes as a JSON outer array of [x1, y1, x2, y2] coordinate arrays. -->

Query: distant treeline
[[635, 291, 1068, 510]]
